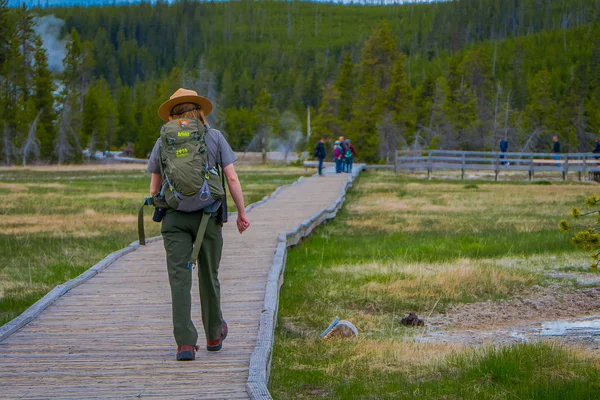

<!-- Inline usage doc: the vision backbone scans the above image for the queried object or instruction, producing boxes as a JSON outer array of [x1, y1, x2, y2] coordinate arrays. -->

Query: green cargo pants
[[161, 209, 224, 346]]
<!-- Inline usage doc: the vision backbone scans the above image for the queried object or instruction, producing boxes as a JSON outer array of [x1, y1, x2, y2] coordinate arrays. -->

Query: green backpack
[[156, 118, 225, 212], [138, 118, 226, 254]]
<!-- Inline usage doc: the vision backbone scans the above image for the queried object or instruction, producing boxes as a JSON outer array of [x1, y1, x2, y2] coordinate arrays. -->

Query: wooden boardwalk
[[0, 169, 357, 399]]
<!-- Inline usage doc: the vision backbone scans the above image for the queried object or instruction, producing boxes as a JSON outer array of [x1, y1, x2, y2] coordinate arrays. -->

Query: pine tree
[[82, 83, 100, 154], [351, 72, 383, 162], [15, 5, 36, 103], [0, 0, 11, 67], [450, 81, 480, 150], [32, 36, 56, 161], [385, 55, 415, 150], [302, 69, 321, 110], [223, 107, 259, 150], [252, 88, 277, 163], [335, 53, 354, 124], [1, 31, 25, 165], [95, 78, 118, 150], [116, 85, 137, 146], [60, 29, 94, 158], [428, 76, 452, 149], [310, 83, 342, 151], [350, 23, 399, 162], [220, 68, 236, 109], [523, 69, 558, 151], [135, 81, 165, 158]]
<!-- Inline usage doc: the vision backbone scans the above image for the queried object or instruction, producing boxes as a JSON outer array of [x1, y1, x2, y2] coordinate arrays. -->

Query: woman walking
[[344, 139, 357, 173], [333, 140, 343, 174], [146, 88, 251, 361]]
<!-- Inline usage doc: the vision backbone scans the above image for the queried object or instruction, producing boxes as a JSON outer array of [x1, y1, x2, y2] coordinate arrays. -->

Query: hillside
[[0, 0, 599, 163]]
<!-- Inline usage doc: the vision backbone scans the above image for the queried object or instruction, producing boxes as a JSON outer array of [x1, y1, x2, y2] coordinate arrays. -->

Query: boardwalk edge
[[246, 167, 363, 400], [0, 237, 162, 343]]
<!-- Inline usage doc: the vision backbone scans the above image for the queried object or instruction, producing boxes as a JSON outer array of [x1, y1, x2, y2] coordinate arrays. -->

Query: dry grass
[[0, 164, 147, 172], [358, 261, 532, 302], [351, 339, 461, 374], [346, 176, 597, 233], [0, 183, 28, 192], [0, 212, 137, 235]]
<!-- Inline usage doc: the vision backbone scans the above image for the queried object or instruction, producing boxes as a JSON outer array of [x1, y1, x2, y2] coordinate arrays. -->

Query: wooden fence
[[394, 150, 600, 181]]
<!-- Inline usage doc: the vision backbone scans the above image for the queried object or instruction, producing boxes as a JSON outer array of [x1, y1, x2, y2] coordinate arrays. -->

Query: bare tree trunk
[[261, 133, 267, 165], [492, 41, 497, 77], [492, 84, 501, 151], [22, 111, 42, 167], [563, 13, 570, 53], [3, 122, 13, 166], [521, 127, 544, 152], [504, 90, 511, 140], [55, 105, 77, 164]]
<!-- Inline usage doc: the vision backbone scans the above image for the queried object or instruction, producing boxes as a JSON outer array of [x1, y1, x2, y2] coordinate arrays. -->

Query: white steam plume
[[33, 15, 67, 73]]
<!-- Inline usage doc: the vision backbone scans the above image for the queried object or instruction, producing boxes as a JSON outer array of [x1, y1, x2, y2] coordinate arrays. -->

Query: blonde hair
[[169, 102, 208, 125]]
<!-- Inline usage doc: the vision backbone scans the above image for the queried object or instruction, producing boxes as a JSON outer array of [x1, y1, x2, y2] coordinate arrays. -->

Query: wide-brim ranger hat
[[157, 88, 213, 122]]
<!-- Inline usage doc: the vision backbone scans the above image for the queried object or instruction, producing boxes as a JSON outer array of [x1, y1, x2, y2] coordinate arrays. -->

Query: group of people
[[313, 135, 358, 175]]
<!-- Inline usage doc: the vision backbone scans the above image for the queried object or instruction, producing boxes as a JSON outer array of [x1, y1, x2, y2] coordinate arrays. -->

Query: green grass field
[[0, 164, 311, 326], [270, 170, 600, 399]]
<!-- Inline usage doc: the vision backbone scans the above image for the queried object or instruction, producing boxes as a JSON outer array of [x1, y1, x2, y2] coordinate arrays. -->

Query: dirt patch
[[545, 271, 600, 286], [427, 285, 600, 332], [420, 284, 600, 348]]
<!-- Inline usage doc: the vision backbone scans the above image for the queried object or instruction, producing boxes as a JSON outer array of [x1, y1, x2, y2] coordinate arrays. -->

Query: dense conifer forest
[[1, 0, 599, 163]]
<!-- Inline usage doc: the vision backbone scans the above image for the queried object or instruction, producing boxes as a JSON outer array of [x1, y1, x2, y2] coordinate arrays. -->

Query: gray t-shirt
[[146, 128, 237, 175]]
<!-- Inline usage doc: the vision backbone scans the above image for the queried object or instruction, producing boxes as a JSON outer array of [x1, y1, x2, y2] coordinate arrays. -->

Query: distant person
[[593, 137, 600, 160], [344, 139, 357, 173], [338, 136, 346, 173], [333, 140, 343, 174], [313, 137, 327, 176], [498, 137, 508, 166], [553, 136, 561, 167]]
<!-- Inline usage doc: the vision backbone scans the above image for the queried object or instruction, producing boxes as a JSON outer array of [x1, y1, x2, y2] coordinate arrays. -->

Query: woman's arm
[[223, 163, 251, 234], [150, 173, 161, 196]]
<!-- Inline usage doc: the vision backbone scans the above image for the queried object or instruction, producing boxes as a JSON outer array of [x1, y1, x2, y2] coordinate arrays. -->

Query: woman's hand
[[237, 212, 251, 234]]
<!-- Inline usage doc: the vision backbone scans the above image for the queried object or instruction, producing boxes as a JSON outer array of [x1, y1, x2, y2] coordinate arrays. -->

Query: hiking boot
[[176, 345, 199, 361], [206, 320, 228, 352]]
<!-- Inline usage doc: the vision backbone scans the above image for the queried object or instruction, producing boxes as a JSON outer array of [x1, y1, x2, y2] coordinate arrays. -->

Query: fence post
[[562, 155, 569, 181], [583, 154, 587, 181], [494, 152, 500, 181], [427, 151, 432, 180], [461, 152, 465, 180], [394, 150, 399, 175], [529, 154, 534, 181]]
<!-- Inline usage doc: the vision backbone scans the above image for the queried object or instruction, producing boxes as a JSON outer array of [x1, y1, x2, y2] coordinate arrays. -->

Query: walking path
[[0, 167, 361, 399]]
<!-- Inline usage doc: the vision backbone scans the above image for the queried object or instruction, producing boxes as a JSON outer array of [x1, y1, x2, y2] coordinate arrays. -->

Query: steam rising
[[33, 15, 66, 72]]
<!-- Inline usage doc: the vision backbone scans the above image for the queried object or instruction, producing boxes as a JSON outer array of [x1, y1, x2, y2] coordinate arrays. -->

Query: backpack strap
[[187, 211, 211, 270], [219, 146, 228, 224], [138, 197, 153, 246]]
